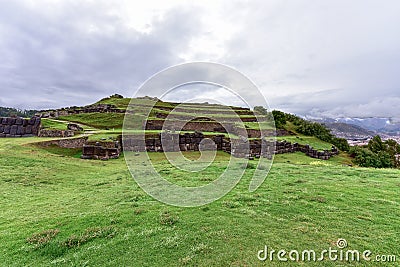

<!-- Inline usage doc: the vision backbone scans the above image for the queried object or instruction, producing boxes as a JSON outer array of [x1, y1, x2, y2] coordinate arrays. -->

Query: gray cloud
[[0, 1, 201, 109], [0, 0, 399, 119]]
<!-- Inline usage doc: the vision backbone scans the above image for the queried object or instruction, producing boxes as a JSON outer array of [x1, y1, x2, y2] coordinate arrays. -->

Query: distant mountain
[[308, 116, 400, 140], [324, 122, 374, 140], [334, 117, 400, 135]]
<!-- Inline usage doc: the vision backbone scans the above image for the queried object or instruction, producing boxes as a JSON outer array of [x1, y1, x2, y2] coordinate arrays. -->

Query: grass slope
[[0, 137, 399, 266], [58, 113, 125, 129], [276, 135, 334, 151]]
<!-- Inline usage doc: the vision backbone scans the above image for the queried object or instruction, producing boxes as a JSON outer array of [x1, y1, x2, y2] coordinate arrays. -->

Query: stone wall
[[81, 142, 120, 160], [145, 120, 291, 139], [38, 129, 75, 137], [37, 104, 124, 118], [36, 136, 88, 148], [0, 117, 41, 137], [120, 132, 339, 160], [122, 132, 230, 153], [145, 119, 234, 132]]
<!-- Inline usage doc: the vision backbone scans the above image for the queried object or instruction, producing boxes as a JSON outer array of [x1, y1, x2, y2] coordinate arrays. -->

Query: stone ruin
[[121, 132, 232, 153], [67, 123, 83, 131], [115, 132, 339, 161], [38, 129, 75, 138], [38, 123, 83, 138], [0, 117, 41, 137], [36, 104, 124, 118], [81, 141, 121, 160]]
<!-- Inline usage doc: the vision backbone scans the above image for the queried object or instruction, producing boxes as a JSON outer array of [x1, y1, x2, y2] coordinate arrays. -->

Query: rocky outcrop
[[38, 129, 74, 137], [67, 123, 83, 131], [0, 117, 41, 137]]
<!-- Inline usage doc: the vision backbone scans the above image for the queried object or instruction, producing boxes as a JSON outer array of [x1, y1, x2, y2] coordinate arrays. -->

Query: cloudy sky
[[0, 0, 399, 118]]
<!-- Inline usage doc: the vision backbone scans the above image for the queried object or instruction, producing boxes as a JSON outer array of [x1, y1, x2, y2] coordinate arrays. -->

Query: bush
[[349, 146, 394, 168]]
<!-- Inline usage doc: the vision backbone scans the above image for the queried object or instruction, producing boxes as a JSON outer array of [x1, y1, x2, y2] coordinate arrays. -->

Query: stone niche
[[0, 117, 41, 137]]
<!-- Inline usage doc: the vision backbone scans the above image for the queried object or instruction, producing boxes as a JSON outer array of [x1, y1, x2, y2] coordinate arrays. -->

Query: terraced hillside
[[35, 95, 347, 161]]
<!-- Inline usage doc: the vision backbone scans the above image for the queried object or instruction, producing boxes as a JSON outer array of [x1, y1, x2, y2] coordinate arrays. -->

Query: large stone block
[[32, 126, 39, 135], [16, 125, 25, 135], [15, 118, 23, 125], [10, 125, 18, 135], [25, 125, 32, 134], [0, 125, 3, 133], [34, 117, 41, 126], [3, 125, 10, 134], [8, 118, 16, 125], [82, 145, 95, 155]]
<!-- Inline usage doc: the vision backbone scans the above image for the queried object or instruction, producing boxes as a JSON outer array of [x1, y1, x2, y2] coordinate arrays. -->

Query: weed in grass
[[294, 214, 313, 222], [294, 225, 310, 233], [137, 227, 166, 237], [222, 200, 241, 208], [191, 243, 211, 254], [201, 206, 210, 212], [199, 176, 214, 182], [157, 233, 183, 249], [179, 254, 194, 265], [159, 211, 179, 226], [309, 196, 327, 203], [63, 226, 116, 248], [246, 162, 256, 169], [134, 208, 144, 215], [27, 229, 60, 248]]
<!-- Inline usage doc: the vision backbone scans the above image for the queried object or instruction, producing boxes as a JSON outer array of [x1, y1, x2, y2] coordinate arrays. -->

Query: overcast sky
[[0, 0, 399, 118]]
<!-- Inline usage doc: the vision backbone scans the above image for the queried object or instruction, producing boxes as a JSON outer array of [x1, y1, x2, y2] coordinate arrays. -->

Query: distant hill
[[311, 117, 400, 137], [335, 117, 398, 133], [0, 107, 38, 118], [325, 122, 374, 140]]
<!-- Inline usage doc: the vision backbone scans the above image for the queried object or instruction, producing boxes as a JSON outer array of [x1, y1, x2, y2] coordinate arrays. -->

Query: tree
[[368, 135, 385, 153], [272, 110, 286, 129], [254, 106, 269, 115]]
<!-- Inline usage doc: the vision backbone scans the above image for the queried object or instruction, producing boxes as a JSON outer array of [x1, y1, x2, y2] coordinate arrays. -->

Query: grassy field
[[41, 119, 71, 131], [58, 113, 126, 129], [276, 135, 334, 151], [0, 136, 399, 266]]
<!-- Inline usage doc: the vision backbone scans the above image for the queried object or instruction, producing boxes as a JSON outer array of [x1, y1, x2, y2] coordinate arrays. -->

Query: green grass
[[35, 144, 83, 158], [0, 137, 399, 266], [96, 97, 131, 109], [41, 119, 69, 130], [243, 121, 275, 130], [58, 113, 125, 129], [277, 135, 334, 150]]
